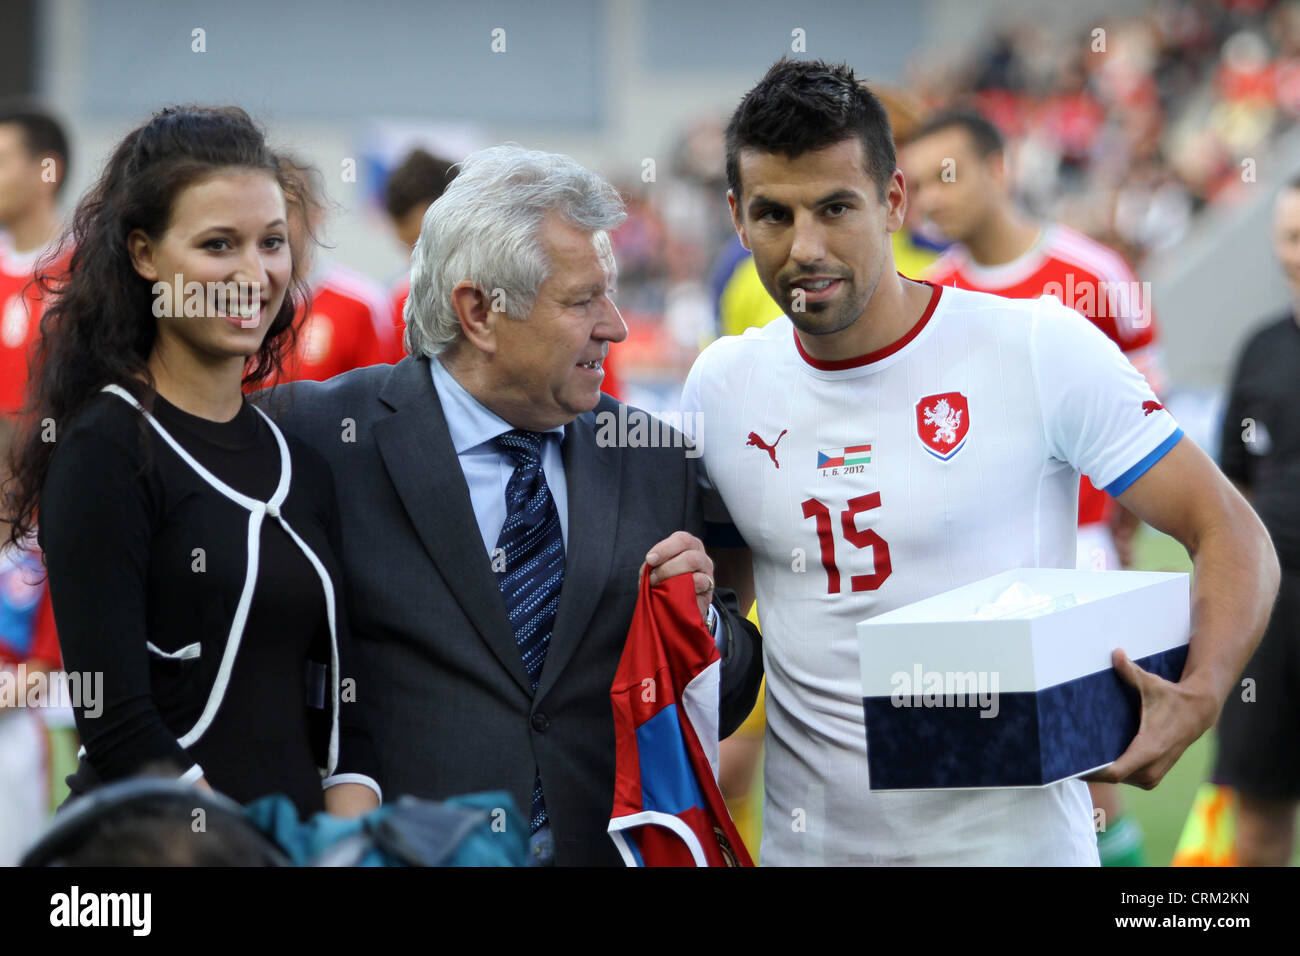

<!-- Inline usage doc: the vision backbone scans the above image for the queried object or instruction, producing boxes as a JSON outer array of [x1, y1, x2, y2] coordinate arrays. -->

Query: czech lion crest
[[915, 392, 970, 460]]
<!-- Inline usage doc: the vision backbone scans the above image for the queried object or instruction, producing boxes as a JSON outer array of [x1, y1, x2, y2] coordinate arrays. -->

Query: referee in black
[[1213, 175, 1300, 866]]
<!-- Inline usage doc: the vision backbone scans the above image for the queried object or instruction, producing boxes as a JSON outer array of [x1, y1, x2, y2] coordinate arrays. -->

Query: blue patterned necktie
[[493, 429, 565, 834]]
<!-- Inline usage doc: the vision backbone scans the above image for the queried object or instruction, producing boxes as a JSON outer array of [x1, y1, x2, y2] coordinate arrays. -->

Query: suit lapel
[[373, 357, 533, 695], [535, 409, 620, 700]]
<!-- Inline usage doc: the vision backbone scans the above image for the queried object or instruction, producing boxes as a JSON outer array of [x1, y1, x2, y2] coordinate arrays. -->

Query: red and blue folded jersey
[[608, 571, 753, 867]]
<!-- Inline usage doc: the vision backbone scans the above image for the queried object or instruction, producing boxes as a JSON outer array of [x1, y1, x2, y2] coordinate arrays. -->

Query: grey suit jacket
[[256, 356, 763, 865]]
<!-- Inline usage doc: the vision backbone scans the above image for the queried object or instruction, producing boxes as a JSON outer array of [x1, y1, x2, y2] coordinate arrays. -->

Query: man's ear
[[450, 280, 497, 356], [127, 229, 160, 282], [727, 190, 751, 251], [885, 168, 907, 234]]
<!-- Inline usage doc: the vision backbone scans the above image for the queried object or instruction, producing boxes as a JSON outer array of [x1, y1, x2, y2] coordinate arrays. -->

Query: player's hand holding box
[[858, 568, 1189, 790]]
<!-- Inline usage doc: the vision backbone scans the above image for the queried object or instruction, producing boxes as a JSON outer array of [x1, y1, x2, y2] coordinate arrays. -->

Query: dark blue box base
[[863, 645, 1189, 790]]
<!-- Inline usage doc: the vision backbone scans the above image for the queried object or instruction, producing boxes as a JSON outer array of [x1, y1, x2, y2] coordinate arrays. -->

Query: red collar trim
[[793, 280, 943, 371]]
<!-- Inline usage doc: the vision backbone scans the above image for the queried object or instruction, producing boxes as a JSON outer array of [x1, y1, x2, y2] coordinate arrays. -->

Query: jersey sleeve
[[38, 419, 198, 781], [1121, 341, 1169, 398], [1104, 257, 1166, 395], [679, 348, 738, 538], [1031, 295, 1183, 497]]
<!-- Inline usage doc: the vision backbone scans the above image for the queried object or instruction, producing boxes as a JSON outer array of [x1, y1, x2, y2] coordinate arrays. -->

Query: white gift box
[[857, 568, 1190, 790]]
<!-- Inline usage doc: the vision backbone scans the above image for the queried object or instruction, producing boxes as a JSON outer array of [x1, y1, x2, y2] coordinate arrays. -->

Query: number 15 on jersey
[[801, 493, 892, 594]]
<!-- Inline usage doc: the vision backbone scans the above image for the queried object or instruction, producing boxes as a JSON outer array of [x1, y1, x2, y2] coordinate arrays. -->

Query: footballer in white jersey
[[682, 283, 1181, 865], [700, 56, 1276, 867]]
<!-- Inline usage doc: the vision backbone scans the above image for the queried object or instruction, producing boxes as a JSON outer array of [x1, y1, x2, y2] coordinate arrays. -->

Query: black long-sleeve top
[[38, 386, 378, 818]]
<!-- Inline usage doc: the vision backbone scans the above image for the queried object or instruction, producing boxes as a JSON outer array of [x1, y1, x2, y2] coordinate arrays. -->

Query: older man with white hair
[[260, 145, 763, 866]]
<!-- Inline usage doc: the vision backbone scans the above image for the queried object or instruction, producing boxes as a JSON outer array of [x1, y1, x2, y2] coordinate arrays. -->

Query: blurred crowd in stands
[[605, 0, 1300, 387]]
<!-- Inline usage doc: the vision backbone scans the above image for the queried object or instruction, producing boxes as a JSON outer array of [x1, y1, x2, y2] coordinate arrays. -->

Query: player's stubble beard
[[782, 255, 883, 339]]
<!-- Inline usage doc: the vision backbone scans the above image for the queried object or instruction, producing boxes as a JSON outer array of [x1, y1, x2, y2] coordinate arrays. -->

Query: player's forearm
[[1179, 497, 1279, 720]]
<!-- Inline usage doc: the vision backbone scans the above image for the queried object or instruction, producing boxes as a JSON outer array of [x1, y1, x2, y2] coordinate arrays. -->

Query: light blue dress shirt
[[429, 357, 568, 555]]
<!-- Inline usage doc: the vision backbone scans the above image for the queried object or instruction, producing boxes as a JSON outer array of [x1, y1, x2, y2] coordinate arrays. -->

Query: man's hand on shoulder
[[639, 530, 715, 624]]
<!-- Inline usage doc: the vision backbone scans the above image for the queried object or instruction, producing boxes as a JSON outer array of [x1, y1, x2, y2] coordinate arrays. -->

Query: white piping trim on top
[[101, 385, 341, 776], [145, 640, 201, 661], [608, 810, 708, 867]]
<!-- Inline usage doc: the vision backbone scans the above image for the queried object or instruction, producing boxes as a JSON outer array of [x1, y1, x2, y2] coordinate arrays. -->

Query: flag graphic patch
[[817, 444, 872, 469]]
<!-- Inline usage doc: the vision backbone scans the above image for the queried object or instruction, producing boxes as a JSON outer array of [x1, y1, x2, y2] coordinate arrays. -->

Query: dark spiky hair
[[725, 58, 896, 202]]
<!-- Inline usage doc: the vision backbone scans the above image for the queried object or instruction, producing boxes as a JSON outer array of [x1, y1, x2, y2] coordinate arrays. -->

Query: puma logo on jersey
[[1142, 400, 1164, 416], [747, 429, 787, 468]]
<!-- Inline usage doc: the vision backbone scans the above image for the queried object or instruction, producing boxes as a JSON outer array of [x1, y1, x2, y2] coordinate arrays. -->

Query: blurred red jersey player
[[903, 109, 1168, 553], [0, 103, 71, 675], [0, 101, 71, 863], [0, 237, 70, 414], [260, 156, 395, 386], [285, 262, 393, 382], [0, 104, 72, 417]]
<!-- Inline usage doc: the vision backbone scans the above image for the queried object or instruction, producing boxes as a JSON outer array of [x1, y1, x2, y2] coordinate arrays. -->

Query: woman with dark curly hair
[[3, 105, 380, 820]]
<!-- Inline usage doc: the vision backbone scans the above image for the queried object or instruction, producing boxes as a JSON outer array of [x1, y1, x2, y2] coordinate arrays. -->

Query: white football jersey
[[681, 283, 1182, 866]]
